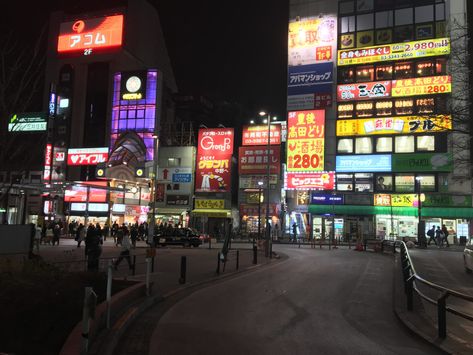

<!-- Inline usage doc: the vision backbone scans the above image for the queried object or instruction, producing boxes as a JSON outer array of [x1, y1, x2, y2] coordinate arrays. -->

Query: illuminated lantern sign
[[285, 172, 335, 190], [242, 125, 281, 146], [120, 71, 147, 100], [8, 112, 47, 132], [392, 75, 451, 97], [67, 147, 109, 166], [337, 81, 391, 101], [238, 146, 281, 175], [337, 38, 450, 66], [287, 110, 325, 172], [336, 115, 451, 136], [57, 14, 124, 55]]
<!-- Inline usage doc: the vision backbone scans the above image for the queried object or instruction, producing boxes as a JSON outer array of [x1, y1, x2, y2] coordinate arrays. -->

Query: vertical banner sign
[[195, 128, 234, 192], [43, 144, 53, 182], [287, 110, 325, 172]]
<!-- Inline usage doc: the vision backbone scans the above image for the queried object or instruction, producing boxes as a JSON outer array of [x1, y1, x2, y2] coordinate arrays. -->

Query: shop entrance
[[312, 217, 344, 241]]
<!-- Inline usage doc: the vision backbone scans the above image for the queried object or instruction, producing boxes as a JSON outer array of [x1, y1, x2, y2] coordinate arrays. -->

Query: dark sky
[[4, 0, 289, 121]]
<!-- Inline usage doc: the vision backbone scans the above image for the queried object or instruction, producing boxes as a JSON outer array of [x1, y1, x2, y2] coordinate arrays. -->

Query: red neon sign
[[43, 144, 53, 181], [285, 172, 335, 190], [57, 14, 124, 53], [67, 148, 109, 166]]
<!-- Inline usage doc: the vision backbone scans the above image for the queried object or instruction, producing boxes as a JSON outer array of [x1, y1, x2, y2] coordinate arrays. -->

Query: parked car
[[155, 227, 202, 248], [464, 238, 473, 273]]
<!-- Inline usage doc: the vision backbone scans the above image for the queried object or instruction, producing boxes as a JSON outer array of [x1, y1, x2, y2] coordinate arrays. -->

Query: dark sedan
[[155, 228, 202, 247]]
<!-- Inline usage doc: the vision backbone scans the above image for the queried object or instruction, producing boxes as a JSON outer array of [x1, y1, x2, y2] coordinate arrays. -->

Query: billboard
[[338, 38, 450, 66], [57, 14, 124, 55], [195, 199, 225, 209], [67, 147, 109, 166], [8, 112, 47, 132], [337, 81, 391, 101], [288, 15, 337, 66], [242, 124, 281, 146], [238, 146, 281, 175], [239, 175, 278, 189], [120, 71, 148, 100], [336, 115, 451, 136], [197, 128, 234, 156], [43, 144, 53, 182], [392, 153, 453, 172], [310, 193, 344, 205], [374, 194, 419, 207], [336, 155, 392, 172], [287, 110, 325, 172], [392, 75, 451, 97], [287, 63, 333, 96], [285, 172, 335, 190], [287, 93, 332, 111], [64, 182, 108, 203]]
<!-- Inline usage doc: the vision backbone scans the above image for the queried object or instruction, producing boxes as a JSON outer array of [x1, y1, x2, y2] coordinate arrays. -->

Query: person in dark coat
[[85, 224, 102, 271], [130, 224, 138, 248]]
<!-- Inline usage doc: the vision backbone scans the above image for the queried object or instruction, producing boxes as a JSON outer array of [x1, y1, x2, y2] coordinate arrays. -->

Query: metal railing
[[398, 241, 473, 338]]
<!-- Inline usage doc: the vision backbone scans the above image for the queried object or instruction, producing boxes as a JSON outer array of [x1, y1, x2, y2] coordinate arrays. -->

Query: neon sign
[[67, 147, 109, 166]]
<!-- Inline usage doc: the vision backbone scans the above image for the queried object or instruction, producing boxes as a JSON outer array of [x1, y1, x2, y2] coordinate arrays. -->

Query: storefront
[[66, 202, 109, 227], [153, 207, 189, 228], [239, 203, 280, 239]]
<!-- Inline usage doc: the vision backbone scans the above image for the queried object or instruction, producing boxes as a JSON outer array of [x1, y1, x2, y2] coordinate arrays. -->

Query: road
[[116, 246, 443, 355]]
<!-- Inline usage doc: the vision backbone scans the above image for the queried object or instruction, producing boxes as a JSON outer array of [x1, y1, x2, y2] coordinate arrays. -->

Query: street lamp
[[148, 134, 159, 246], [259, 111, 277, 258], [257, 180, 264, 246], [415, 176, 425, 248]]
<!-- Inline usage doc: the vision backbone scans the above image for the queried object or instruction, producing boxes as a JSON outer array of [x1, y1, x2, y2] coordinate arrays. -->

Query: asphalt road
[[116, 246, 443, 355]]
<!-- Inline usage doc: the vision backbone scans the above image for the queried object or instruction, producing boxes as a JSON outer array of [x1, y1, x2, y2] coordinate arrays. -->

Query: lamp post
[[257, 181, 264, 246], [259, 111, 276, 258], [415, 176, 425, 248], [148, 134, 159, 246]]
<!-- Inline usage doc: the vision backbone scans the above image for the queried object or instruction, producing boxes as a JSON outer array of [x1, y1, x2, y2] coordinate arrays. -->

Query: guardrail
[[398, 241, 473, 338]]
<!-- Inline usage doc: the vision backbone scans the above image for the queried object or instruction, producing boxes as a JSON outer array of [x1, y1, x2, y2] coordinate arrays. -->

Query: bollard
[[146, 258, 151, 295], [106, 260, 113, 329], [132, 255, 137, 276], [179, 256, 187, 284], [253, 246, 257, 264], [438, 292, 448, 338], [236, 250, 239, 270], [216, 252, 221, 274]]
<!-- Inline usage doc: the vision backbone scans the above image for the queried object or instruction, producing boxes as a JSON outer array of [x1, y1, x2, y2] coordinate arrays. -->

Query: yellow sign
[[374, 194, 419, 207], [336, 115, 451, 136], [338, 38, 450, 66], [195, 199, 225, 209], [392, 75, 451, 97]]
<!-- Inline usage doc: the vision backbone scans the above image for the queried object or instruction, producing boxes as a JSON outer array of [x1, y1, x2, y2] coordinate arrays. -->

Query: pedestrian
[[441, 224, 450, 247], [116, 226, 124, 246], [435, 226, 443, 248], [34, 224, 42, 253], [292, 222, 297, 242], [103, 223, 110, 242], [52, 223, 61, 246], [114, 231, 133, 271], [85, 224, 102, 271], [96, 223, 103, 244], [112, 221, 119, 244], [130, 224, 138, 248], [427, 225, 436, 246], [76, 223, 85, 247], [45, 224, 54, 245]]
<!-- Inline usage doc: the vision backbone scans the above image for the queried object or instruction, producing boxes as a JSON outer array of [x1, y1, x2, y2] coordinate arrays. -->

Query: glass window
[[355, 173, 373, 192], [416, 23, 434, 39], [341, 16, 356, 33], [418, 175, 436, 191], [416, 61, 435, 76], [355, 137, 373, 154], [394, 62, 413, 79], [375, 174, 393, 191], [338, 103, 354, 118], [357, 0, 373, 12], [435, 3, 445, 21], [337, 174, 354, 191], [395, 136, 415, 153], [395, 8, 413, 26], [356, 66, 374, 82], [167, 157, 181, 167], [436, 59, 447, 75], [357, 13, 374, 31], [415, 5, 434, 23], [394, 25, 414, 42], [376, 137, 392, 152], [339, 1, 355, 14], [395, 99, 414, 115], [337, 139, 354, 153], [417, 135, 435, 151], [376, 65, 393, 80], [375, 28, 393, 44], [375, 11, 393, 28], [376, 100, 393, 116], [395, 175, 415, 192], [416, 98, 435, 114], [356, 101, 374, 117], [339, 67, 355, 83]]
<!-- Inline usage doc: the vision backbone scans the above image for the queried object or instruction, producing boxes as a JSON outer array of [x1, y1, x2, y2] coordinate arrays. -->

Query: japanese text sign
[[392, 75, 451, 97], [239, 204, 278, 217], [197, 128, 234, 156], [336, 155, 392, 172], [195, 154, 231, 192], [8, 112, 47, 132], [67, 147, 109, 166], [284, 172, 335, 190], [242, 125, 281, 146], [195, 199, 225, 209], [238, 146, 281, 175], [374, 194, 419, 207], [287, 110, 325, 172], [338, 38, 450, 66], [336, 115, 451, 136], [337, 81, 391, 101], [43, 144, 53, 181], [57, 15, 124, 54], [288, 63, 333, 96]]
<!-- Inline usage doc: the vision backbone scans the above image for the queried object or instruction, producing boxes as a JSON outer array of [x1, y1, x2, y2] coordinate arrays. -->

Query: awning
[[191, 209, 231, 218], [308, 205, 473, 218]]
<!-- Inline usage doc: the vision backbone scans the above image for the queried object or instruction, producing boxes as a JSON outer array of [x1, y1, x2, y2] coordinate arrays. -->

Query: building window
[[395, 136, 415, 153], [375, 10, 393, 28], [416, 23, 434, 39], [395, 7, 413, 26], [376, 137, 393, 152], [337, 138, 354, 153], [395, 99, 414, 115], [375, 174, 393, 191], [417, 135, 435, 151], [418, 174, 436, 191], [338, 103, 354, 118], [337, 174, 353, 191], [356, 101, 374, 117], [357, 0, 373, 12], [375, 100, 393, 116], [355, 137, 373, 154], [355, 173, 373, 192], [375, 65, 393, 80], [357, 13, 374, 30], [394, 62, 413, 79], [395, 175, 414, 192], [356, 66, 374, 82], [416, 98, 435, 114], [167, 157, 181, 167], [339, 1, 355, 15], [394, 25, 414, 42], [416, 61, 435, 76], [415, 5, 434, 23], [339, 67, 355, 83], [436, 3, 445, 21], [341, 16, 356, 33]]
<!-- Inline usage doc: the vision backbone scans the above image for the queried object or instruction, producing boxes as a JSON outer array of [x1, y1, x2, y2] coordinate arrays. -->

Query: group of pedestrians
[[426, 224, 450, 247]]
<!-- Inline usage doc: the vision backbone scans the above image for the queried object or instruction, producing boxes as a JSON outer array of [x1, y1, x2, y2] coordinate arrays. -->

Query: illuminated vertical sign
[[43, 144, 53, 182], [287, 110, 325, 172]]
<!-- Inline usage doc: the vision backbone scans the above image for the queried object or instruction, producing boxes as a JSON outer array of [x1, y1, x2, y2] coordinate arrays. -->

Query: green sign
[[423, 194, 472, 207], [392, 153, 453, 172], [8, 112, 47, 132]]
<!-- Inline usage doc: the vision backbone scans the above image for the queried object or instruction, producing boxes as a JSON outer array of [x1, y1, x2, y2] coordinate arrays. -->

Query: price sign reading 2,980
[[287, 110, 325, 172]]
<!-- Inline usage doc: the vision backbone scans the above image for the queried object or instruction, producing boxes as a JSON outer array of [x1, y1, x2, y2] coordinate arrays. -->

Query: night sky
[[4, 0, 289, 121]]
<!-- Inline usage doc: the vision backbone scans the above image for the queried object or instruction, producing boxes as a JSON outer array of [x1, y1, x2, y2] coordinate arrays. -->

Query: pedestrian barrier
[[398, 241, 473, 338]]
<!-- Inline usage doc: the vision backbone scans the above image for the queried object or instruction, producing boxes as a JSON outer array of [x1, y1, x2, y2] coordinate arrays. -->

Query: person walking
[[292, 222, 297, 243], [112, 221, 119, 244], [96, 223, 103, 245], [114, 231, 133, 271], [76, 223, 86, 247], [103, 223, 110, 242], [427, 225, 436, 246], [85, 224, 102, 272], [52, 223, 61, 246], [441, 224, 450, 247], [34, 224, 42, 253], [130, 224, 138, 248], [435, 226, 443, 248]]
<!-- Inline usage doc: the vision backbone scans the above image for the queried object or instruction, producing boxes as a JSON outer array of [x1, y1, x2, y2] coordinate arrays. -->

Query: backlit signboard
[[336, 115, 451, 136], [392, 75, 451, 97], [337, 38, 450, 66], [43, 144, 53, 182], [64, 182, 107, 202], [67, 147, 109, 166], [195, 199, 225, 209], [287, 93, 333, 111], [120, 71, 147, 100], [238, 146, 281, 175], [337, 81, 391, 101], [285, 172, 335, 190], [287, 110, 325, 172], [8, 112, 47, 132], [374, 194, 419, 207], [310, 193, 344, 205], [197, 128, 234, 156], [242, 124, 281, 146], [288, 63, 333, 96], [392, 153, 453, 172], [239, 175, 278, 189], [336, 155, 392, 172], [57, 14, 124, 55]]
